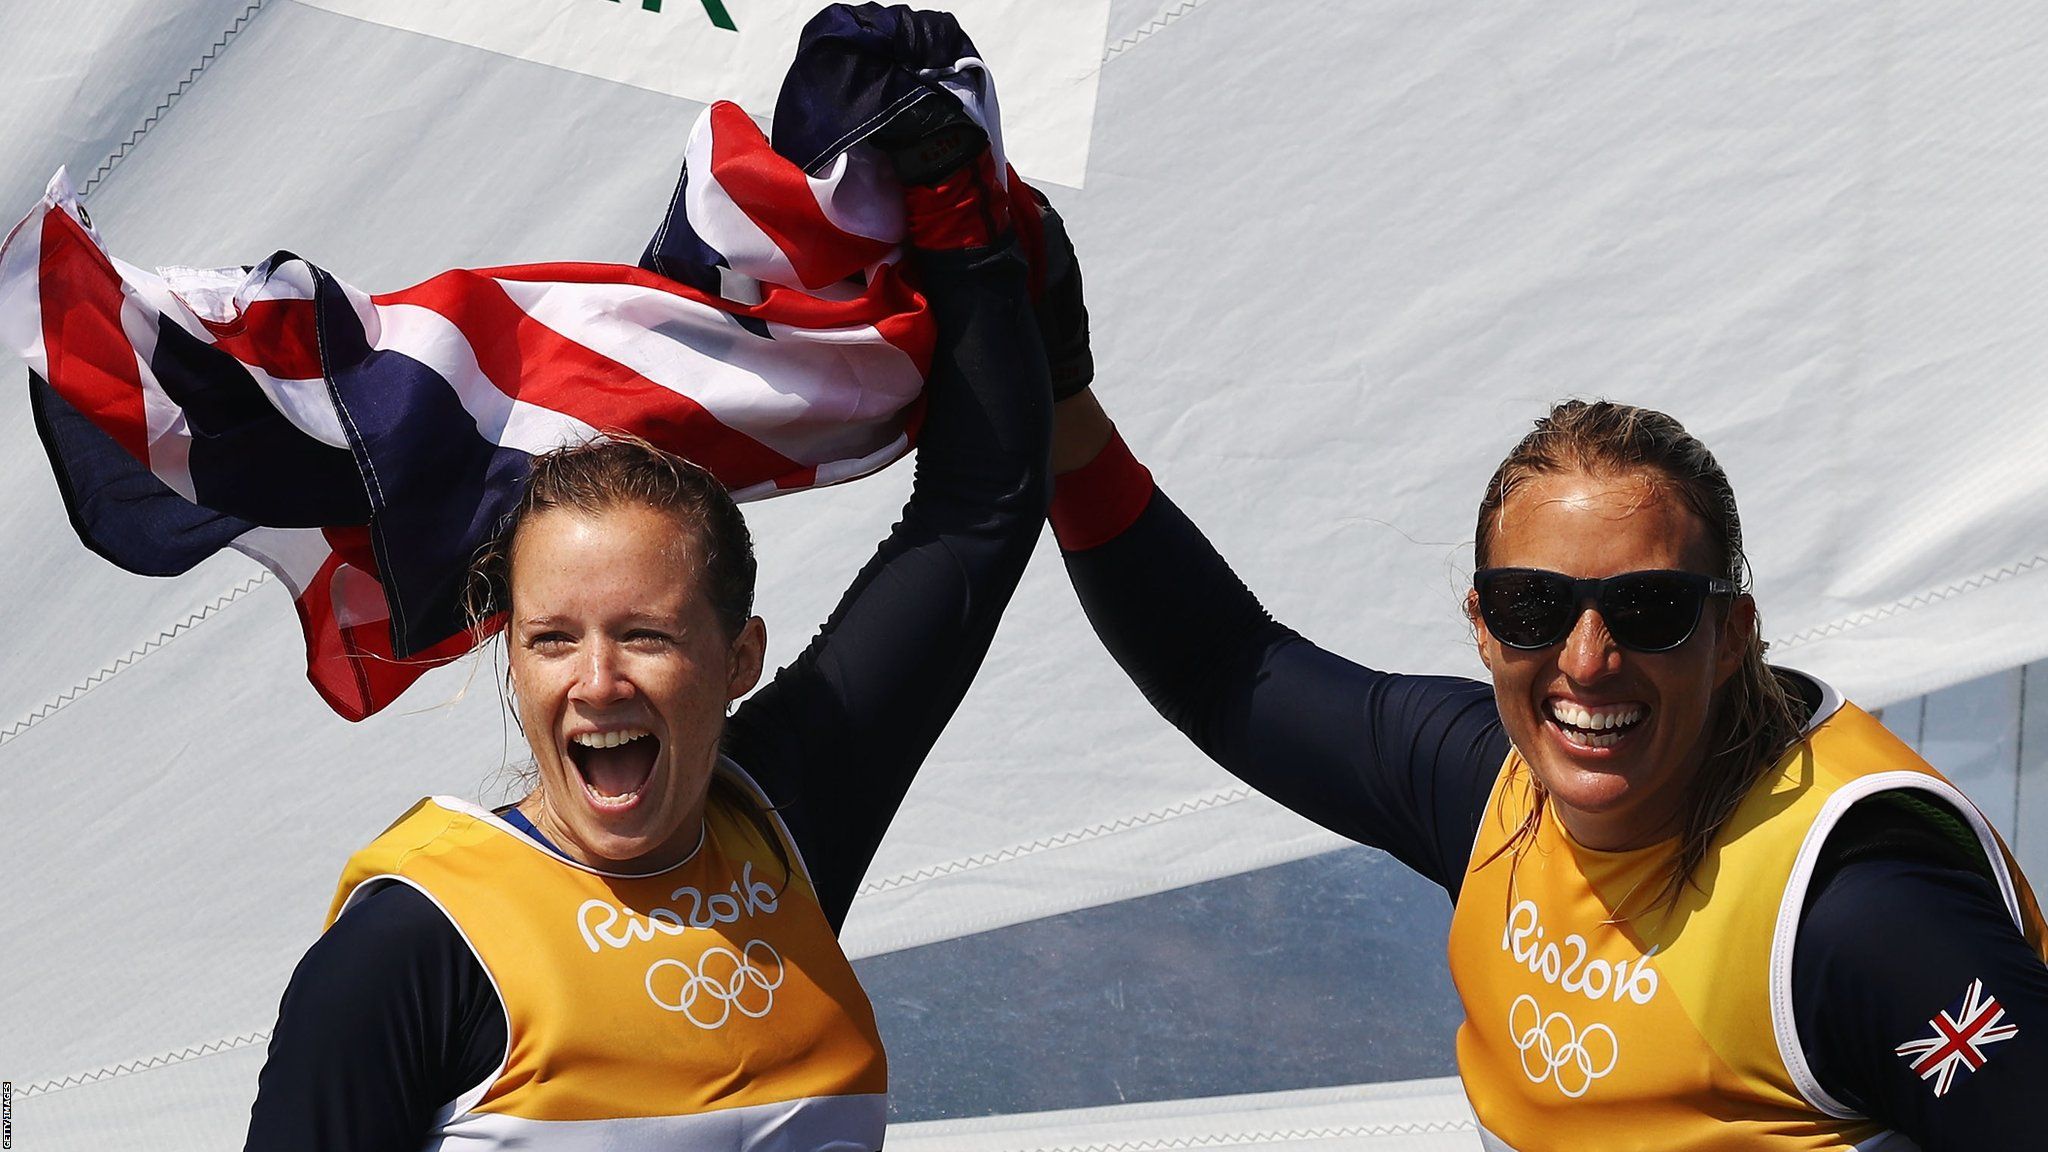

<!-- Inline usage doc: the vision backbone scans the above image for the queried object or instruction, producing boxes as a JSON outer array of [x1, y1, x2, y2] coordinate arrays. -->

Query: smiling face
[[1469, 468, 1752, 851], [507, 503, 764, 871]]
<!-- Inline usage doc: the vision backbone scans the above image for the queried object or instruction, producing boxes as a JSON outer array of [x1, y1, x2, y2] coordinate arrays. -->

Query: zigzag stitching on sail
[[1769, 553, 2048, 651], [0, 575, 270, 749], [1103, 0, 1214, 62], [84, 0, 275, 195], [856, 787, 1253, 895], [20, 1031, 272, 1097], [991, 1117, 1478, 1151]]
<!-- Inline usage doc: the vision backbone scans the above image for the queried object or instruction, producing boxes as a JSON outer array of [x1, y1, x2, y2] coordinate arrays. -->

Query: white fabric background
[[5, 0, 2048, 1146]]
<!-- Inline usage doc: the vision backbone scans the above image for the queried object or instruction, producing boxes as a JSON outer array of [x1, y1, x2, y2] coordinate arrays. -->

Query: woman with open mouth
[[237, 65, 1068, 1152], [1046, 381, 2048, 1147]]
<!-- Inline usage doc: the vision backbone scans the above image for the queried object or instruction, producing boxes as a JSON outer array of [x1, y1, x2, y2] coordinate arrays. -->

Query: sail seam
[[1103, 0, 1214, 62], [0, 574, 270, 749], [84, 1, 276, 196], [20, 1031, 272, 1097], [1770, 552, 2048, 651]]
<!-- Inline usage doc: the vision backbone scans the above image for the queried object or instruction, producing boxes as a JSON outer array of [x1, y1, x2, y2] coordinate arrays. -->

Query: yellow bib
[[1447, 687, 2046, 1151], [329, 764, 888, 1150]]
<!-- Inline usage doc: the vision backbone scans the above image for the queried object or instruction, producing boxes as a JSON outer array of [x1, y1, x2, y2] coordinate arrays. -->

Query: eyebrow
[[514, 611, 685, 630]]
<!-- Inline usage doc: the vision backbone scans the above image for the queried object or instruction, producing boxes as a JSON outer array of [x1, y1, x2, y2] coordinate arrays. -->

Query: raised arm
[[724, 146, 1052, 927], [1051, 389, 1507, 895]]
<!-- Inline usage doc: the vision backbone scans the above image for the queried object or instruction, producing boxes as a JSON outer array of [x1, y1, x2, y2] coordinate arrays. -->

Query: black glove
[[868, 91, 989, 186], [1026, 190, 1094, 400]]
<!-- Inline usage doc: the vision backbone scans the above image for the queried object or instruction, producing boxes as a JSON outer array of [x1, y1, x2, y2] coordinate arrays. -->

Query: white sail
[[7, 2, 2048, 1147]]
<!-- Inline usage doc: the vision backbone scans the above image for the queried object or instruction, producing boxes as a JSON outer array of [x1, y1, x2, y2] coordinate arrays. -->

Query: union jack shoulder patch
[[1894, 978, 2019, 1097]]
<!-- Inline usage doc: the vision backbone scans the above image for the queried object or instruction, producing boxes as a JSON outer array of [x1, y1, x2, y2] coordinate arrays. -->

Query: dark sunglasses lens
[[1479, 571, 1574, 649], [1599, 573, 1705, 651]]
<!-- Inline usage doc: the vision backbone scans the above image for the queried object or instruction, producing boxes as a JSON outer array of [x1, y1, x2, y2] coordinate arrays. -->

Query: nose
[[570, 638, 636, 706], [1557, 606, 1622, 683]]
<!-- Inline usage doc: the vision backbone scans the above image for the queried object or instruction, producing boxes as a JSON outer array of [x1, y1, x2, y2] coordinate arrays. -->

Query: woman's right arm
[[244, 884, 503, 1152], [1052, 390, 1507, 895]]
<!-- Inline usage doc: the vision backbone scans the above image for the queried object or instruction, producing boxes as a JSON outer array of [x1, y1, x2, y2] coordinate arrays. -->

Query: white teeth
[[1547, 701, 1645, 733], [571, 728, 652, 750], [584, 781, 642, 805]]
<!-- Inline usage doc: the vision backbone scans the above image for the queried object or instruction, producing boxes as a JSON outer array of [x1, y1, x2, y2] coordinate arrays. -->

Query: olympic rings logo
[[1508, 994, 1618, 1098], [644, 939, 786, 1029]]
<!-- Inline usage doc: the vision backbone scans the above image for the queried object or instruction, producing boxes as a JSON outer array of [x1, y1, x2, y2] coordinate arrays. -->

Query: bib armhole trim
[[1768, 772, 2024, 1119], [715, 755, 817, 888], [1785, 667, 1844, 737], [1463, 750, 1524, 882], [335, 873, 513, 1127]]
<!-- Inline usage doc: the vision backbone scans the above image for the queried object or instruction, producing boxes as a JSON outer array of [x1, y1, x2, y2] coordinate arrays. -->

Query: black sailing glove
[[1024, 189, 1094, 400]]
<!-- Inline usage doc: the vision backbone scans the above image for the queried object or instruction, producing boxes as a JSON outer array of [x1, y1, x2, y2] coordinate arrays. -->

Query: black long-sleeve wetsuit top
[[242, 241, 1051, 1151], [1048, 432, 2048, 1151]]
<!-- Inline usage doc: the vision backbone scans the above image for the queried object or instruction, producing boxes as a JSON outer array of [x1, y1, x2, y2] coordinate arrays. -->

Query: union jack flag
[[1894, 978, 2020, 1097], [0, 5, 1036, 722]]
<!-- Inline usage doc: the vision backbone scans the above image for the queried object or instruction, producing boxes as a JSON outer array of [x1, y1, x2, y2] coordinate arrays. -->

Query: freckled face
[[508, 505, 763, 871], [1469, 469, 1751, 851]]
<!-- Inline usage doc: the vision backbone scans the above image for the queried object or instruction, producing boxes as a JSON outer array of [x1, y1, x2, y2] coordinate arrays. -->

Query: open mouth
[[1545, 700, 1647, 751], [567, 728, 660, 813]]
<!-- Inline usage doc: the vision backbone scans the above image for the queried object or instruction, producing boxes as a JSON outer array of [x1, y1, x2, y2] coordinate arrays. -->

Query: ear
[[726, 616, 767, 701], [1465, 587, 1495, 672], [1715, 594, 1756, 685]]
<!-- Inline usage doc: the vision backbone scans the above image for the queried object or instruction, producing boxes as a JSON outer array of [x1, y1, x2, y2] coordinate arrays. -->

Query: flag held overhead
[[0, 6, 1047, 721]]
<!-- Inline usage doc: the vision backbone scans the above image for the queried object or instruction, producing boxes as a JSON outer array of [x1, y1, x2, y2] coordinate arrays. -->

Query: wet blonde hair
[[1473, 400, 1805, 918], [469, 434, 757, 640]]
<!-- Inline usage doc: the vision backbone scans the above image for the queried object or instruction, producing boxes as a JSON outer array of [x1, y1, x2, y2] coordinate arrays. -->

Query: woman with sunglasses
[[1045, 383, 2048, 1148]]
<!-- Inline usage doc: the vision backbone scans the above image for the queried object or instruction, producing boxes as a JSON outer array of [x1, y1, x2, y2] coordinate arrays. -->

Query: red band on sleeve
[[903, 152, 1012, 251], [1050, 431, 1156, 552]]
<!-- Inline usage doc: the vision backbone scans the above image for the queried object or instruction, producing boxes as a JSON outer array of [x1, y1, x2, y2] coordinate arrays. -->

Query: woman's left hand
[[1025, 190, 1094, 401]]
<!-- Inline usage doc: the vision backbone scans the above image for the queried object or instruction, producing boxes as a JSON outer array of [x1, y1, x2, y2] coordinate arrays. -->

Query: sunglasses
[[1473, 567, 1736, 653]]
